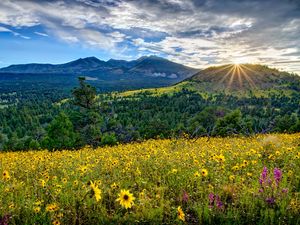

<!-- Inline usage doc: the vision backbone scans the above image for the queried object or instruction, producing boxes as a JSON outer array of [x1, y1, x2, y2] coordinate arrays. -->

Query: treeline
[[0, 78, 299, 151]]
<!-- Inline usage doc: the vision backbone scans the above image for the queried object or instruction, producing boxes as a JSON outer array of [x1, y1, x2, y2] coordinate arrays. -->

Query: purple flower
[[265, 197, 275, 205], [262, 167, 268, 179], [208, 193, 214, 208], [260, 166, 268, 185], [182, 190, 189, 203], [274, 168, 282, 185], [282, 188, 288, 193], [0, 214, 10, 225], [259, 188, 264, 193], [215, 195, 224, 209]]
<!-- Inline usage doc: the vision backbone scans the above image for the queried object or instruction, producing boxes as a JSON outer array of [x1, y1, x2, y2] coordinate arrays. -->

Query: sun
[[216, 63, 258, 89], [231, 57, 252, 65]]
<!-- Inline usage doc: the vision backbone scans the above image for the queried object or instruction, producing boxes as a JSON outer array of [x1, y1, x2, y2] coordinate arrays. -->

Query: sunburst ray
[[218, 65, 235, 86], [239, 66, 257, 89]]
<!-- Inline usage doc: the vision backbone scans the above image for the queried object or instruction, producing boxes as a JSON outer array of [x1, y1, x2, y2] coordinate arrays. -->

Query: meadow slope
[[1, 134, 300, 224]]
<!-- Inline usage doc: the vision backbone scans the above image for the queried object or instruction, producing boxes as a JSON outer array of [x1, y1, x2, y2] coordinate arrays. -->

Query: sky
[[0, 0, 300, 74]]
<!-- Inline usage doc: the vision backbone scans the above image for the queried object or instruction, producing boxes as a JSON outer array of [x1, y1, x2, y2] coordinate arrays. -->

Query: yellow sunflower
[[34, 207, 41, 213], [52, 220, 60, 225], [90, 181, 102, 202], [177, 206, 185, 221], [116, 189, 135, 209], [3, 170, 10, 180], [201, 169, 208, 177], [46, 203, 59, 212]]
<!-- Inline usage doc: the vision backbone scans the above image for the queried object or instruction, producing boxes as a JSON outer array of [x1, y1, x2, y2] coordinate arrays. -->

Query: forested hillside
[[0, 64, 299, 151]]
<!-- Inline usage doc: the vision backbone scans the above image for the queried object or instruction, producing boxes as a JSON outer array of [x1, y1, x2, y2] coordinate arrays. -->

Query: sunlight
[[216, 63, 259, 89], [232, 57, 251, 65]]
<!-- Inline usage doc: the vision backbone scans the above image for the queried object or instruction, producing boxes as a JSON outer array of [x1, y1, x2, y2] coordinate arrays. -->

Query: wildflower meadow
[[1, 133, 300, 224]]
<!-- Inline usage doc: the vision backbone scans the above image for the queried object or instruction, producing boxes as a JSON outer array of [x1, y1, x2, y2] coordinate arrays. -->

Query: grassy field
[[1, 134, 300, 224]]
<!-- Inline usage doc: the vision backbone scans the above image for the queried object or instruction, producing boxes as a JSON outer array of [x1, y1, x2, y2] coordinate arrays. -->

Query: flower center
[[124, 195, 129, 200]]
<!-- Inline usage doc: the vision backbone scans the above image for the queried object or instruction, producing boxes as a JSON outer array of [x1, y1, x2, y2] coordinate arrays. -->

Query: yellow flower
[[52, 220, 61, 225], [177, 206, 185, 221], [3, 170, 10, 180], [79, 165, 88, 174], [40, 179, 46, 188], [111, 182, 118, 189], [116, 189, 135, 209], [46, 203, 59, 212], [90, 181, 102, 202], [208, 184, 214, 191], [229, 175, 235, 181], [232, 165, 239, 171], [194, 171, 200, 177], [218, 154, 225, 163], [57, 212, 64, 218], [34, 207, 41, 213], [201, 169, 208, 177], [34, 200, 43, 206], [62, 178, 67, 184], [171, 169, 178, 174]]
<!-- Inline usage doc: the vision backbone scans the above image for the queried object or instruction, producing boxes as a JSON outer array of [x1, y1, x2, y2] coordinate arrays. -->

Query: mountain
[[186, 64, 300, 92], [0, 56, 199, 94], [0, 56, 198, 81], [116, 64, 300, 97]]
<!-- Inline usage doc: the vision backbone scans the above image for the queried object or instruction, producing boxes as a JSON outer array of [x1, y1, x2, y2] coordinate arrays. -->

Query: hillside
[[114, 64, 300, 97], [188, 64, 300, 92]]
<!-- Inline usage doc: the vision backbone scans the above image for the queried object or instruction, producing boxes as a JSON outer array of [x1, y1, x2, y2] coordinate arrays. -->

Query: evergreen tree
[[43, 112, 78, 150], [72, 77, 96, 109]]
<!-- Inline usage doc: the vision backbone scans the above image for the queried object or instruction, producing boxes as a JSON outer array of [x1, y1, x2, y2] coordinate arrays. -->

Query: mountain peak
[[137, 55, 165, 61]]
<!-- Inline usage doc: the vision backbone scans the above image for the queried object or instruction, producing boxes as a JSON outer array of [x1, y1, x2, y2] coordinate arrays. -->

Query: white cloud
[[34, 32, 48, 37], [0, 25, 30, 39]]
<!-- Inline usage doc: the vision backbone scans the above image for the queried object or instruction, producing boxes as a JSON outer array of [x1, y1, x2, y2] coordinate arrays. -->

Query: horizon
[[0, 0, 300, 74], [1, 55, 299, 76]]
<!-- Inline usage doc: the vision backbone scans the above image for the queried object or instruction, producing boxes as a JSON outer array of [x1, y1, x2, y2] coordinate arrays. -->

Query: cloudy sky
[[0, 0, 300, 74]]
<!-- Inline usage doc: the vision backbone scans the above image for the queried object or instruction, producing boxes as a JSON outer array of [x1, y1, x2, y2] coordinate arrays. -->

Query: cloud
[[0, 25, 30, 39], [0, 0, 299, 74], [274, 60, 300, 64], [34, 31, 48, 37]]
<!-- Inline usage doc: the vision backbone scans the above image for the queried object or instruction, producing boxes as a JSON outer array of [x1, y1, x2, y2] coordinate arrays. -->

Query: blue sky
[[0, 0, 300, 74]]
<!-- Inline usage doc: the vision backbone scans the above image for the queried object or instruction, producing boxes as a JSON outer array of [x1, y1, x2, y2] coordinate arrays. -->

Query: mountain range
[[0, 56, 198, 81], [1, 56, 299, 95]]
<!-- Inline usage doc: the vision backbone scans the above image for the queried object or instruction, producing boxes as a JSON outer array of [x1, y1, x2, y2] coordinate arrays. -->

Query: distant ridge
[[0, 56, 198, 81]]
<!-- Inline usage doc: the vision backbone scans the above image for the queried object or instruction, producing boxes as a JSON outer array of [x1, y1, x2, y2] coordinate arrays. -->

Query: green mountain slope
[[188, 64, 300, 91], [114, 64, 300, 97]]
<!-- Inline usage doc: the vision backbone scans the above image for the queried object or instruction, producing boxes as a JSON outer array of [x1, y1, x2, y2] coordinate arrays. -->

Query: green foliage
[[274, 113, 299, 133], [188, 107, 226, 136], [213, 110, 253, 136], [100, 132, 117, 146], [0, 74, 299, 151], [42, 112, 78, 150], [72, 77, 97, 109]]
